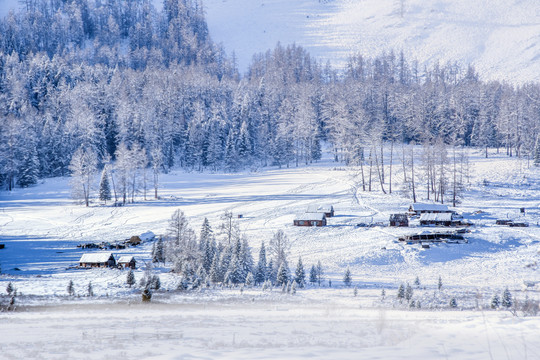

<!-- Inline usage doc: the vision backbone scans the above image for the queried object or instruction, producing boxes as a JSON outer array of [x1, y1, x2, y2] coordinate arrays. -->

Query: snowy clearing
[[1, 149, 540, 358]]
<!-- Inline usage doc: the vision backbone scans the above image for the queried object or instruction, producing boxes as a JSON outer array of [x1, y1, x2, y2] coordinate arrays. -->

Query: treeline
[[1, 0, 540, 194], [160, 210, 323, 290]]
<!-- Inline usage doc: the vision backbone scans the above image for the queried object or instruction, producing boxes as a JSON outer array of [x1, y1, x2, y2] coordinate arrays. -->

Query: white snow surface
[[203, 0, 540, 83], [1, 148, 540, 358]]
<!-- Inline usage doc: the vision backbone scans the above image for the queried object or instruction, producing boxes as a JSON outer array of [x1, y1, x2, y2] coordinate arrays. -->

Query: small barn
[[306, 204, 335, 217], [389, 214, 409, 227], [409, 203, 453, 216], [79, 253, 116, 268], [419, 213, 459, 226], [117, 256, 136, 269], [294, 213, 327, 227]]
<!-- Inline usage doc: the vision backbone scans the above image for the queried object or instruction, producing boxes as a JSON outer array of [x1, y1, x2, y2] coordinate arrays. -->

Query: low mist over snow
[[204, 0, 540, 82]]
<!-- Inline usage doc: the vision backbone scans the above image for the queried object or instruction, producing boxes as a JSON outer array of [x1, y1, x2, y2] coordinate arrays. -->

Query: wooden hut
[[419, 213, 458, 226], [79, 253, 116, 268], [306, 204, 335, 217], [117, 256, 136, 269], [389, 214, 409, 227], [294, 213, 327, 227], [409, 203, 453, 216]]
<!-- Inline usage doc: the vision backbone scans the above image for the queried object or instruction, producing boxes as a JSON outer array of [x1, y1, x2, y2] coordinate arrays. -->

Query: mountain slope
[[204, 0, 540, 83]]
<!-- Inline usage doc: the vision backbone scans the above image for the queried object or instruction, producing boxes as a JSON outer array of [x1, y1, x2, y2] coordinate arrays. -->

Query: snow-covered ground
[[1, 148, 540, 358]]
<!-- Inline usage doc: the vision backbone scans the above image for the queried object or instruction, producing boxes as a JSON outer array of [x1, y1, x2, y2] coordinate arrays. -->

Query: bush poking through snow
[[6, 282, 14, 296], [449, 297, 458, 308]]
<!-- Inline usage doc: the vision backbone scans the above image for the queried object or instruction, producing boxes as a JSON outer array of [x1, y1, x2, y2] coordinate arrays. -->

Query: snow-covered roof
[[117, 256, 135, 263], [306, 204, 333, 213], [419, 213, 454, 222], [140, 231, 155, 241], [295, 213, 326, 221], [79, 253, 114, 263], [410, 203, 451, 212]]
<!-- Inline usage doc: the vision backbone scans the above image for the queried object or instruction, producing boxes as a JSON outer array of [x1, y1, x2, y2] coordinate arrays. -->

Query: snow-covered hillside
[[204, 0, 540, 83]]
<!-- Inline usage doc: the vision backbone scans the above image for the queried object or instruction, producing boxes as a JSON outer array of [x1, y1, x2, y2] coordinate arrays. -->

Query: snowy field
[[1, 148, 540, 358]]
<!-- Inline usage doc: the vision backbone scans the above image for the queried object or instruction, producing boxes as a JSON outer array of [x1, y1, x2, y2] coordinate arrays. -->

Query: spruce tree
[[294, 257, 305, 288], [502, 288, 512, 308], [255, 241, 267, 285], [6, 282, 13, 295], [276, 262, 289, 286], [316, 260, 324, 286], [98, 167, 112, 204], [405, 283, 413, 302], [209, 252, 222, 283], [491, 294, 500, 309], [343, 267, 352, 287], [414, 276, 420, 287], [309, 265, 317, 285], [397, 284, 405, 302], [67, 280, 75, 296], [127, 269, 136, 288], [87, 281, 94, 297]]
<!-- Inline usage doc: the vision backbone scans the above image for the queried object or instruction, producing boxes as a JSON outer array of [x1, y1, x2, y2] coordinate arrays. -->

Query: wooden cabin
[[306, 204, 335, 217], [389, 214, 409, 227], [117, 256, 136, 269], [79, 253, 116, 268], [294, 213, 327, 227], [419, 213, 459, 226], [409, 203, 453, 216]]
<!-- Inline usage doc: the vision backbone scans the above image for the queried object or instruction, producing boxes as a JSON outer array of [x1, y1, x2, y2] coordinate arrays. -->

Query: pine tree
[[502, 288, 512, 308], [267, 258, 277, 285], [6, 282, 13, 295], [438, 276, 443, 291], [209, 252, 222, 283], [155, 238, 165, 264], [99, 167, 112, 204], [127, 269, 135, 288], [414, 276, 420, 287], [245, 272, 254, 287], [309, 265, 317, 285], [381, 288, 386, 300], [87, 281, 94, 297], [397, 283, 405, 302], [240, 237, 254, 281], [491, 294, 500, 309], [67, 280, 75, 296], [353, 286, 358, 297], [316, 260, 324, 286], [405, 283, 413, 302], [276, 261, 289, 286], [255, 241, 267, 285], [294, 257, 305, 288], [343, 267, 352, 287], [17, 146, 39, 188]]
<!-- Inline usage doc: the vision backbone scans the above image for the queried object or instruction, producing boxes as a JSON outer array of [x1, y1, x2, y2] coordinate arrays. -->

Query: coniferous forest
[[1, 0, 540, 200]]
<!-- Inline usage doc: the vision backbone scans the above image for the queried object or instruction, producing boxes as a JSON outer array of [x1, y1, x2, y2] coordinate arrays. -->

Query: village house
[[306, 204, 335, 217], [294, 213, 327, 227], [419, 213, 460, 227], [389, 214, 409, 227], [79, 253, 116, 268], [409, 203, 454, 216], [117, 256, 136, 269]]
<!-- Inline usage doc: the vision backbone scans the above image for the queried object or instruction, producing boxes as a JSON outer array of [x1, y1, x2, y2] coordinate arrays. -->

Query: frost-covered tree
[[276, 261, 290, 286], [127, 269, 136, 288], [67, 280, 75, 296], [69, 146, 98, 207], [502, 288, 512, 308], [491, 294, 500, 309], [269, 230, 290, 269], [397, 283, 405, 302], [294, 257, 305, 288], [87, 281, 94, 297], [405, 283, 413, 302], [309, 264, 317, 285], [6, 282, 14, 295], [438, 276, 443, 291], [255, 241, 267, 285], [98, 167, 112, 204], [343, 267, 352, 287]]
